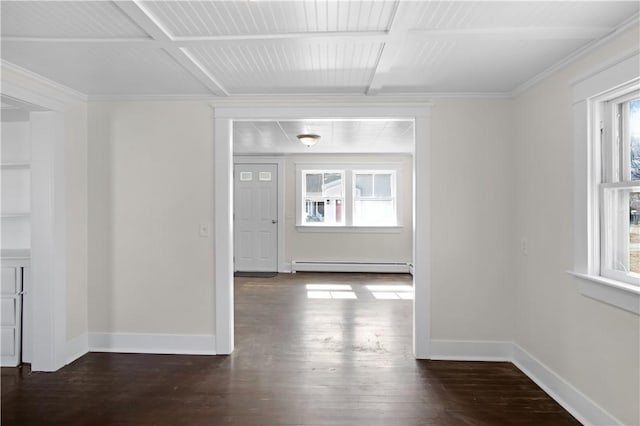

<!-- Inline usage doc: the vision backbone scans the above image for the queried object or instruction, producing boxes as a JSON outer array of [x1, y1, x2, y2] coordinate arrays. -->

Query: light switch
[[199, 223, 210, 238]]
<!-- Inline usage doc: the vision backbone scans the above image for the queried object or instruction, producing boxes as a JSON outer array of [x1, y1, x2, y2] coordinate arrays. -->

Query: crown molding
[[511, 12, 640, 97], [88, 91, 512, 103], [1, 60, 88, 102]]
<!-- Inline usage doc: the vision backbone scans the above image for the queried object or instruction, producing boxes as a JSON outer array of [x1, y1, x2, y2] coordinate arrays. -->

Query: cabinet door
[[1, 267, 22, 367]]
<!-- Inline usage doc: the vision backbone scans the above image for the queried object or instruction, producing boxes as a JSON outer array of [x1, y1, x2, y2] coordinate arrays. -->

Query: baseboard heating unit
[[291, 261, 411, 274]]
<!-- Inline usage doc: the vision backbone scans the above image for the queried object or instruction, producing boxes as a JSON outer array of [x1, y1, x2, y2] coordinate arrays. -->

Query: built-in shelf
[[0, 249, 31, 260], [0, 162, 30, 169], [1, 212, 30, 218]]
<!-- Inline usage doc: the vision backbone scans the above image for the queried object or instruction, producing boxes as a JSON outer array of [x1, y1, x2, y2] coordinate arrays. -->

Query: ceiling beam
[[113, 0, 228, 96], [366, 1, 408, 96], [1, 25, 612, 46]]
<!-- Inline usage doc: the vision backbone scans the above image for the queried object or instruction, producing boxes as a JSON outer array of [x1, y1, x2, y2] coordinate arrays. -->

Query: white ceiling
[[1, 1, 638, 98], [233, 119, 413, 154]]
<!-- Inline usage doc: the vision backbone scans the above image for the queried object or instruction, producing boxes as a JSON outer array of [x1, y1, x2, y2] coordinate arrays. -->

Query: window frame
[[598, 92, 640, 285], [570, 51, 640, 315], [296, 163, 403, 230], [352, 170, 397, 226], [300, 169, 345, 226]]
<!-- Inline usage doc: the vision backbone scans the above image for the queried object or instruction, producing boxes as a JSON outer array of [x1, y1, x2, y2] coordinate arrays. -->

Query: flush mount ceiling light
[[296, 133, 321, 147]]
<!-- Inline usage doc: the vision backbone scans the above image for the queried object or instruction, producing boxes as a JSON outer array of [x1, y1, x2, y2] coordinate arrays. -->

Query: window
[[353, 171, 396, 226], [599, 93, 640, 286], [297, 164, 401, 228], [301, 171, 344, 225], [571, 52, 640, 315]]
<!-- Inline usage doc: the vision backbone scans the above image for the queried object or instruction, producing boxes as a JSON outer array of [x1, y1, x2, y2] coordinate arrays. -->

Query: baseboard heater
[[291, 261, 411, 274]]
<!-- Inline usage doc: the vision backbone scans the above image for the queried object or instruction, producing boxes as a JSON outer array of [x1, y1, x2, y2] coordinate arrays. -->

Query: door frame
[[2, 82, 67, 371], [233, 157, 286, 273], [213, 102, 431, 358]]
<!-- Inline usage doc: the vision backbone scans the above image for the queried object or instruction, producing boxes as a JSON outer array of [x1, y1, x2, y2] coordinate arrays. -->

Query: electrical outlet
[[521, 238, 528, 256], [199, 223, 210, 238]]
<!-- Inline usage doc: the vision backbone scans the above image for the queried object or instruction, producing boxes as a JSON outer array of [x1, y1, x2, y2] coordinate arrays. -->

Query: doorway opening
[[1, 85, 67, 372], [214, 103, 431, 358]]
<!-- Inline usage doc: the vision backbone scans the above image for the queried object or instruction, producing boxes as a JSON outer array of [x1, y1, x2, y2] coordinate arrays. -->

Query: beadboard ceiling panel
[[384, 37, 588, 93], [184, 41, 382, 94], [409, 1, 639, 30], [141, 0, 397, 37], [0, 43, 210, 96], [1, 1, 149, 38], [0, 1, 637, 97], [233, 120, 413, 154]]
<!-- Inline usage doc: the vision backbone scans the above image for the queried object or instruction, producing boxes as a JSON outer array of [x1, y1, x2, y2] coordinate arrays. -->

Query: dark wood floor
[[2, 272, 579, 425]]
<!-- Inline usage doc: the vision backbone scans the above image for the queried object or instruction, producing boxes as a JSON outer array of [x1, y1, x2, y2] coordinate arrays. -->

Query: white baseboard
[[65, 333, 88, 365], [291, 261, 410, 273], [280, 262, 292, 273], [88, 332, 217, 355], [431, 340, 622, 425], [430, 339, 513, 361], [512, 344, 621, 426]]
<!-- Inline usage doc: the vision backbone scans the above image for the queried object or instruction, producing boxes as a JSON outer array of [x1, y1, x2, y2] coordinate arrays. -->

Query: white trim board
[[512, 344, 622, 426], [88, 333, 217, 355], [213, 103, 432, 359], [65, 333, 89, 365], [291, 261, 410, 274], [430, 340, 623, 426]]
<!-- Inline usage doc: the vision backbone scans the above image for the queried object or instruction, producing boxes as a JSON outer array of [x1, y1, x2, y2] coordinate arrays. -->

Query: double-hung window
[[571, 52, 640, 314], [599, 93, 640, 285], [353, 171, 396, 226], [301, 170, 344, 225]]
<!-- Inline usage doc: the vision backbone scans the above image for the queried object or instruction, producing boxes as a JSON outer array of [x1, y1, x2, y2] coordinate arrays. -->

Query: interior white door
[[234, 164, 278, 272], [1, 266, 23, 367]]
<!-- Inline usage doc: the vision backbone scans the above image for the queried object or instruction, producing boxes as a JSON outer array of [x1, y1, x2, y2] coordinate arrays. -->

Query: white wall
[[87, 101, 214, 335], [1, 65, 89, 345], [513, 25, 640, 425], [430, 99, 516, 341], [284, 153, 413, 264]]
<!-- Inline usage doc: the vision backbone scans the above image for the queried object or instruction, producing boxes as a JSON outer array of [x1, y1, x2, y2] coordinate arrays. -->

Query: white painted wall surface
[[430, 99, 516, 342], [284, 154, 413, 264], [64, 102, 88, 342], [87, 101, 214, 335], [514, 25, 640, 425]]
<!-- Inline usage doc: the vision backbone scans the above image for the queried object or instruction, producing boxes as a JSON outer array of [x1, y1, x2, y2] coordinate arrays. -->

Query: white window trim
[[571, 50, 640, 315], [295, 162, 403, 229]]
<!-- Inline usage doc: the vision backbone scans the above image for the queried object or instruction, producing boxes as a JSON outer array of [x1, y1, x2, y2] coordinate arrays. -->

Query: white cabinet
[[1, 119, 31, 366], [1, 266, 23, 366]]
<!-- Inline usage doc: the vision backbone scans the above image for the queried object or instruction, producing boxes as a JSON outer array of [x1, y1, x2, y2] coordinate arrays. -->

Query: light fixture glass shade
[[297, 133, 320, 147]]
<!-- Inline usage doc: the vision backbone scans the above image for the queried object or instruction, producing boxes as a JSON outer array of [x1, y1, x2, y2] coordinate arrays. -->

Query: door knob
[[272, 219, 277, 224]]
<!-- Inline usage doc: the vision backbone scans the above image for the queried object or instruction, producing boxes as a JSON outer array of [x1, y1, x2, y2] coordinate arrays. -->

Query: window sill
[[296, 225, 404, 234], [567, 271, 640, 315]]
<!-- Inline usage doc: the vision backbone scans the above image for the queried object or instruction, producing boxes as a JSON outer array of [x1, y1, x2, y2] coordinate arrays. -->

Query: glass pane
[[355, 174, 373, 197], [374, 174, 392, 197], [304, 199, 343, 225], [631, 192, 640, 273], [323, 173, 342, 197], [602, 187, 640, 276], [353, 200, 395, 226], [305, 199, 324, 223], [305, 174, 322, 195], [629, 99, 640, 180]]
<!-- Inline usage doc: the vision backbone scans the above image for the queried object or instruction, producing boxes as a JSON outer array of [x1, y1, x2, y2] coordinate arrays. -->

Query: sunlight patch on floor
[[307, 291, 357, 299], [306, 284, 353, 290]]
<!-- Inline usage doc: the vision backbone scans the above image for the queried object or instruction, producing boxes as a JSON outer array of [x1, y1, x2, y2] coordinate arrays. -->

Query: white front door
[[234, 164, 278, 272], [1, 266, 23, 367]]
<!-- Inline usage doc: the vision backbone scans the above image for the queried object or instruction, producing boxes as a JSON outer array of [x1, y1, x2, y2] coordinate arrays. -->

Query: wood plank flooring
[[1, 272, 580, 425]]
